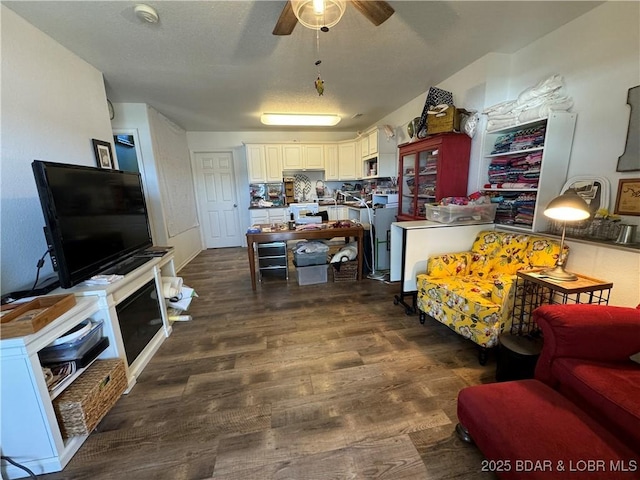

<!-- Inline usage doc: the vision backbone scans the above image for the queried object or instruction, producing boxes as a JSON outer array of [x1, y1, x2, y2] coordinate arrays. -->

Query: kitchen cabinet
[[319, 205, 350, 220], [282, 144, 325, 170], [264, 145, 283, 182], [246, 144, 283, 183], [304, 144, 324, 170], [338, 141, 359, 180], [325, 144, 339, 180], [397, 133, 471, 221], [246, 144, 267, 183], [361, 126, 397, 179], [250, 207, 289, 225], [480, 112, 576, 232], [282, 144, 303, 170]]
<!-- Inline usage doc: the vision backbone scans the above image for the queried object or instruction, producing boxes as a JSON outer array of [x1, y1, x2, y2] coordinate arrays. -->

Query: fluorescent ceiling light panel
[[261, 113, 341, 126]]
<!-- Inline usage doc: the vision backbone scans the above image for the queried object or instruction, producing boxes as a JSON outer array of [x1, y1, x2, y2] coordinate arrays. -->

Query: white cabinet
[[246, 145, 283, 183], [264, 145, 283, 182], [282, 144, 303, 170], [250, 207, 289, 225], [361, 126, 397, 178], [303, 144, 324, 170], [338, 141, 359, 180], [480, 112, 576, 232], [361, 126, 395, 160], [325, 144, 339, 180], [282, 144, 324, 170], [246, 144, 267, 183], [0, 291, 128, 478], [321, 205, 349, 221]]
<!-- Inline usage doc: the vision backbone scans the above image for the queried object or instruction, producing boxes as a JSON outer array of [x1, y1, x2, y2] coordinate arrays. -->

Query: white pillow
[[330, 242, 358, 263]]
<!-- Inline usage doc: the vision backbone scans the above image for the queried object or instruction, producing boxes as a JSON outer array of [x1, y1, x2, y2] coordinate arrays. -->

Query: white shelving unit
[[0, 297, 115, 479], [480, 112, 577, 232], [0, 252, 176, 479]]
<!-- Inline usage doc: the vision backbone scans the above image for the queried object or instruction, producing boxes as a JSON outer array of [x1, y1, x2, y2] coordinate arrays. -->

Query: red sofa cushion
[[552, 358, 640, 449], [457, 379, 639, 479]]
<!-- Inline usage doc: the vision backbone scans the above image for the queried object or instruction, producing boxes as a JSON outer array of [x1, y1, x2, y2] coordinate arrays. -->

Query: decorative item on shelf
[[415, 87, 454, 136], [616, 85, 639, 172], [614, 177, 640, 216], [92, 138, 114, 169], [426, 104, 472, 135], [542, 190, 591, 281]]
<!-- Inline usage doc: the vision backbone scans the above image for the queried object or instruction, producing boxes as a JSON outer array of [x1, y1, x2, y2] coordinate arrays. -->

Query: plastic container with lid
[[39, 320, 104, 364]]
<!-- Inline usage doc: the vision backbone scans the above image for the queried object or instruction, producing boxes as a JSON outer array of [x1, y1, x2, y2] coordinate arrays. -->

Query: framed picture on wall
[[92, 139, 114, 169], [614, 178, 640, 216]]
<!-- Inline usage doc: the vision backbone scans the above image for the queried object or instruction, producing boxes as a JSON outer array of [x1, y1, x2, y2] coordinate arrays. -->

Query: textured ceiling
[[4, 1, 602, 132]]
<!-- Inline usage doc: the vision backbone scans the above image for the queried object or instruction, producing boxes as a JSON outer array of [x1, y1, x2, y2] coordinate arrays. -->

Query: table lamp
[[542, 189, 591, 281]]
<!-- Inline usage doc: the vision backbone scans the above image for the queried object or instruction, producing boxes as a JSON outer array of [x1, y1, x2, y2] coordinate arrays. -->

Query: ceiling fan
[[273, 0, 395, 35]]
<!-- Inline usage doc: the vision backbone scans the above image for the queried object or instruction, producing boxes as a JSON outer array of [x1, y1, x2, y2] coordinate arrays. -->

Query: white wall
[[375, 2, 640, 307], [112, 104, 201, 271], [0, 6, 114, 293]]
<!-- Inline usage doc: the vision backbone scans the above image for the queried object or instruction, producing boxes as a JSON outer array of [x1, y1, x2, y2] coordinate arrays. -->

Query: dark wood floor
[[42, 247, 497, 480]]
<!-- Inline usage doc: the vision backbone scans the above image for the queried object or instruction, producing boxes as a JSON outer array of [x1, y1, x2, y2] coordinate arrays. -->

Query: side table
[[497, 270, 613, 382]]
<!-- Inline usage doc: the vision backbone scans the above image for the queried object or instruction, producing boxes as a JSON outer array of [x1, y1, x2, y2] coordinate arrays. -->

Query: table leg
[[248, 240, 257, 291], [357, 232, 363, 280]]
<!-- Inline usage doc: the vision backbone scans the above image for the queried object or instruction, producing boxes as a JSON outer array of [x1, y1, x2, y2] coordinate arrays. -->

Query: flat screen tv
[[32, 160, 153, 288]]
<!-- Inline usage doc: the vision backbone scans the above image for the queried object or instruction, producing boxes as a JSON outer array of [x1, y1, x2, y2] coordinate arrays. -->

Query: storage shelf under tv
[[0, 251, 176, 479]]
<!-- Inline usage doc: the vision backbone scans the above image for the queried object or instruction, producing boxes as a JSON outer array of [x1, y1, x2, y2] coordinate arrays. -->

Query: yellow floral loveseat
[[416, 230, 565, 364]]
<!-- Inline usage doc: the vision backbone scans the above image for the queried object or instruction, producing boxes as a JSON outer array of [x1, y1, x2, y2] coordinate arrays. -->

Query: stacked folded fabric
[[487, 151, 543, 187]]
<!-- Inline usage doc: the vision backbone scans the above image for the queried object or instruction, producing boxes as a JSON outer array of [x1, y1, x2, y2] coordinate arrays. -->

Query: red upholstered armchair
[[456, 304, 640, 478], [533, 304, 640, 448]]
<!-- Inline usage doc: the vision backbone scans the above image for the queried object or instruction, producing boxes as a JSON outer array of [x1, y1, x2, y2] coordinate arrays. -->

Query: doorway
[[193, 151, 243, 248], [112, 129, 157, 242]]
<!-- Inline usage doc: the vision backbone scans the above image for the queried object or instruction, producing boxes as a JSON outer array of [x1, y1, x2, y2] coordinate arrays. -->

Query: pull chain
[[314, 28, 324, 95]]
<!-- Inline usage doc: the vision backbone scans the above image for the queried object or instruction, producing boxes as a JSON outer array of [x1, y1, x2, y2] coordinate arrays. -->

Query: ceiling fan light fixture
[[261, 113, 341, 126], [291, 0, 346, 30]]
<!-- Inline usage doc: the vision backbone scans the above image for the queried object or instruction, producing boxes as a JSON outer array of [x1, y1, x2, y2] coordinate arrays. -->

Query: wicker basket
[[548, 218, 622, 241], [53, 359, 127, 437], [331, 260, 358, 282]]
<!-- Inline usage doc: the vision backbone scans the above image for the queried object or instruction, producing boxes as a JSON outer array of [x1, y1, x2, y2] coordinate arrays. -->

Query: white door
[[193, 151, 242, 248]]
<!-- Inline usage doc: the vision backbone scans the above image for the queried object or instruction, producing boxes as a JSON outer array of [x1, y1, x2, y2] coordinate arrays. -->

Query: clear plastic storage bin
[[39, 320, 104, 364], [296, 264, 328, 285], [425, 203, 497, 224]]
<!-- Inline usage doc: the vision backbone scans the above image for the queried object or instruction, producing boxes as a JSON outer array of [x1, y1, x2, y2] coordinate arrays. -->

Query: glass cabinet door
[[400, 152, 416, 217], [416, 147, 438, 218]]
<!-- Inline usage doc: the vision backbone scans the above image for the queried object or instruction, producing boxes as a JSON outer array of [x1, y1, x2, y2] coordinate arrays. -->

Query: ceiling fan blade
[[273, 1, 298, 35], [350, 1, 395, 26]]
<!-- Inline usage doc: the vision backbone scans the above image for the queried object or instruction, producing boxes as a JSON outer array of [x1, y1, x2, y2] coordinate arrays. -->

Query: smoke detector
[[134, 4, 159, 24]]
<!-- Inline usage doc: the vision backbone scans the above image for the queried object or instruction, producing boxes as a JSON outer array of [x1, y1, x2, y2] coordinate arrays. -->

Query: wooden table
[[511, 270, 613, 335], [246, 224, 364, 290]]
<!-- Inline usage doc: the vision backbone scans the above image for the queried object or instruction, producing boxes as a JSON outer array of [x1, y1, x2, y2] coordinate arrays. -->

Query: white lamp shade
[[292, 0, 346, 30], [543, 190, 591, 221]]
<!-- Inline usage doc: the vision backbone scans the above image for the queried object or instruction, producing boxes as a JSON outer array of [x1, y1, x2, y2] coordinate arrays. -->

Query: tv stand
[[103, 255, 151, 276]]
